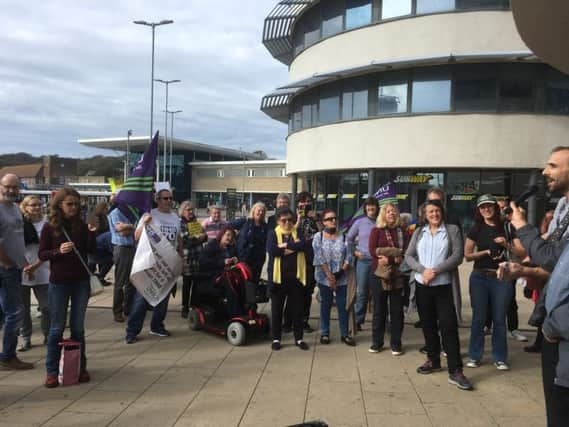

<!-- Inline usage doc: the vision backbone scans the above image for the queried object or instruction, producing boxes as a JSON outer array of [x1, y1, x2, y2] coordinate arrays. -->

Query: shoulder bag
[[61, 227, 104, 297]]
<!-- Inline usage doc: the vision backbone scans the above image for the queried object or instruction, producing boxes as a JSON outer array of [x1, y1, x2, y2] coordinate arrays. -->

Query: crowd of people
[[1, 147, 569, 425]]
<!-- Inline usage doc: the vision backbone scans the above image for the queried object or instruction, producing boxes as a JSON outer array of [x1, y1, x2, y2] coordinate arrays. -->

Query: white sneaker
[[466, 359, 480, 368], [495, 361, 510, 371], [509, 330, 528, 342]]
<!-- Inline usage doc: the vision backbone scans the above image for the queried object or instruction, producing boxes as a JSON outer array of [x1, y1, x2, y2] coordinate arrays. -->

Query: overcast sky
[[0, 0, 289, 159]]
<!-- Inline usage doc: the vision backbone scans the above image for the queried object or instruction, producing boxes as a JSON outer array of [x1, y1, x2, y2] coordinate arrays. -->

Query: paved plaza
[[0, 266, 546, 427]]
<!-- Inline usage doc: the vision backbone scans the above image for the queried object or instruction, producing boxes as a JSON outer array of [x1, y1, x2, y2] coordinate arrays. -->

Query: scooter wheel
[[226, 321, 246, 346], [188, 309, 201, 331]]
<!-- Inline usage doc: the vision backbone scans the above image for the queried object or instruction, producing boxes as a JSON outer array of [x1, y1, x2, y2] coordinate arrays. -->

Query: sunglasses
[[279, 217, 294, 223], [323, 217, 337, 222]]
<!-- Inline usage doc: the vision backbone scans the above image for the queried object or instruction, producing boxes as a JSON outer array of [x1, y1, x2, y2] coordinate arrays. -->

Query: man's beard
[[2, 193, 19, 203]]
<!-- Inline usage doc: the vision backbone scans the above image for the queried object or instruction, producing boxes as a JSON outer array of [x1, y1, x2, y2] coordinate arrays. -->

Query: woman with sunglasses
[[405, 199, 472, 390], [368, 203, 408, 355], [266, 207, 309, 351], [464, 194, 523, 371], [19, 196, 50, 351], [38, 188, 97, 388], [312, 209, 354, 346]]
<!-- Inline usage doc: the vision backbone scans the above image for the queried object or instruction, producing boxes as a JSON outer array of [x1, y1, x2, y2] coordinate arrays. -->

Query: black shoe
[[356, 323, 363, 332], [523, 344, 542, 353], [416, 360, 442, 375], [282, 324, 292, 333], [419, 345, 428, 354], [320, 335, 331, 345], [341, 336, 356, 347], [414, 320, 422, 328], [125, 336, 137, 344], [296, 341, 309, 351], [271, 340, 281, 351], [369, 344, 383, 353], [303, 322, 314, 333]]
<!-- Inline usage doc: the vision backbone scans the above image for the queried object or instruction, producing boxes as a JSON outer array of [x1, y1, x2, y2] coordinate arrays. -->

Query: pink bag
[[58, 339, 81, 386]]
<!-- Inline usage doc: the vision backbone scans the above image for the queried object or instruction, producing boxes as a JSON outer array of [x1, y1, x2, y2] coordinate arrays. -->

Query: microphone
[[514, 185, 539, 206]]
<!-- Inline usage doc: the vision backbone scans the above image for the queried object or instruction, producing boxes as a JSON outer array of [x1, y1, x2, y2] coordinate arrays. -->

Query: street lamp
[[133, 19, 174, 180], [164, 109, 182, 183], [155, 79, 181, 181], [125, 129, 133, 182]]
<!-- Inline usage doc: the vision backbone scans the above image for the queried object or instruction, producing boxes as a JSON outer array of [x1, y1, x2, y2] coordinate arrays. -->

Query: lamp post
[[125, 129, 133, 182], [165, 109, 182, 183], [133, 19, 174, 180], [155, 79, 181, 181]]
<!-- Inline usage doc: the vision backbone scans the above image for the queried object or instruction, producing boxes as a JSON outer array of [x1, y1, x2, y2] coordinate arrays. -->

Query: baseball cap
[[476, 194, 497, 207]]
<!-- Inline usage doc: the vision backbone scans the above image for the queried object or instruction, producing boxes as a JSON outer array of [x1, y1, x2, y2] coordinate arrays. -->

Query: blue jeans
[[46, 280, 90, 376], [319, 284, 348, 337], [0, 267, 24, 362], [355, 258, 372, 325], [126, 290, 170, 339], [468, 271, 513, 363]]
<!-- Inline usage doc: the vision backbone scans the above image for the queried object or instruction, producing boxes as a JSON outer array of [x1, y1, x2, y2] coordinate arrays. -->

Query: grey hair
[[178, 200, 193, 216], [249, 201, 267, 218]]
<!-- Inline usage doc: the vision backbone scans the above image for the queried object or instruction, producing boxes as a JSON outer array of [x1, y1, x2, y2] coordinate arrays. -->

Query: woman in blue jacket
[[237, 202, 268, 283]]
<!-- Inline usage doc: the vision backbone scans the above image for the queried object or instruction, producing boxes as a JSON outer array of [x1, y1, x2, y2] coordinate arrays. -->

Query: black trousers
[[181, 275, 193, 312], [370, 276, 404, 349], [112, 246, 136, 315], [415, 284, 462, 373], [541, 340, 567, 426], [271, 278, 305, 342], [284, 269, 315, 326]]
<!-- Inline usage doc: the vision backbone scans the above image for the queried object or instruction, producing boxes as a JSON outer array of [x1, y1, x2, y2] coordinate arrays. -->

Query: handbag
[[61, 227, 104, 297]]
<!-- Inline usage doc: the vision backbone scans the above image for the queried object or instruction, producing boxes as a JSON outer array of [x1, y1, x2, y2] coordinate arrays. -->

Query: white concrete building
[[261, 0, 569, 228]]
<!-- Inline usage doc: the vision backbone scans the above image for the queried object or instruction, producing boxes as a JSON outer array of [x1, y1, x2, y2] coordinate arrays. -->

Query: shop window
[[346, 0, 372, 29], [412, 68, 452, 113], [319, 83, 341, 124], [381, 0, 412, 19], [322, 0, 344, 38], [480, 171, 509, 195], [416, 0, 455, 14]]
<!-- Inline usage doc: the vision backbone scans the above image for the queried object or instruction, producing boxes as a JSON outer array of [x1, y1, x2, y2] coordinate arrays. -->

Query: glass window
[[545, 69, 569, 114], [480, 171, 509, 195], [378, 73, 408, 115], [411, 68, 451, 113], [342, 77, 369, 120], [293, 21, 305, 57], [456, 0, 509, 9], [322, 0, 344, 38], [319, 83, 341, 123], [291, 98, 302, 131], [498, 64, 535, 112], [454, 65, 497, 112], [303, 5, 321, 47], [381, 0, 412, 19], [346, 0, 372, 30], [416, 0, 455, 14], [302, 91, 318, 128]]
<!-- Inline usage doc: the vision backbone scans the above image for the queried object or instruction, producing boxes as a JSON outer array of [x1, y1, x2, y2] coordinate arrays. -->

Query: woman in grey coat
[[405, 199, 472, 391]]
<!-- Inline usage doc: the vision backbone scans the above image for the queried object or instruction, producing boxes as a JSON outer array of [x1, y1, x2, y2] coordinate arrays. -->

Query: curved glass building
[[261, 0, 569, 229]]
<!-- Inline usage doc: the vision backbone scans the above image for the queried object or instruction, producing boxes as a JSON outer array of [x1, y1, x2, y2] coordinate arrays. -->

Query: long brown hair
[[473, 203, 504, 233], [48, 188, 82, 234]]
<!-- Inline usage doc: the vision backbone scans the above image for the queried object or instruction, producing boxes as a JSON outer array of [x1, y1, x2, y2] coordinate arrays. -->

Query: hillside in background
[[0, 152, 124, 179]]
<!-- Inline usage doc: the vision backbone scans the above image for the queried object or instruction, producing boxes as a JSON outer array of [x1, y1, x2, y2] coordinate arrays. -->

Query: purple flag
[[341, 181, 397, 231], [114, 132, 158, 223]]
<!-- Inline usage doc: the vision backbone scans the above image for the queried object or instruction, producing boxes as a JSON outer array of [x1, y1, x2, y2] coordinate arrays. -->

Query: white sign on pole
[[130, 222, 183, 306]]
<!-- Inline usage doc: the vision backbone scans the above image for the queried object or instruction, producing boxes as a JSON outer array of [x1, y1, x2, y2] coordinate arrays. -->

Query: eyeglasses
[[323, 217, 337, 222], [159, 197, 173, 201], [279, 217, 294, 224]]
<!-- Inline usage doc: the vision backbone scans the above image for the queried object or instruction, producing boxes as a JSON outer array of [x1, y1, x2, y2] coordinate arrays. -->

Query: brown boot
[[0, 356, 34, 370], [44, 374, 59, 388]]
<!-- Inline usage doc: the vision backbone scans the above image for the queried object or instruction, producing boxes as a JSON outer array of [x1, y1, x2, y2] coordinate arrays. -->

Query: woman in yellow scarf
[[266, 207, 308, 351]]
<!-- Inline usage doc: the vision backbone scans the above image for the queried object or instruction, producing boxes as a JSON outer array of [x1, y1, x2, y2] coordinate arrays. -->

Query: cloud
[[0, 0, 288, 159]]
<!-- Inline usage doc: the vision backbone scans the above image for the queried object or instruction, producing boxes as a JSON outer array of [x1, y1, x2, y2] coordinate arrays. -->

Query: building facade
[[261, 0, 569, 229]]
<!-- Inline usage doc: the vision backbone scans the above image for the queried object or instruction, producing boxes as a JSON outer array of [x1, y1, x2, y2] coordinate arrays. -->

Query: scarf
[[272, 225, 306, 286]]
